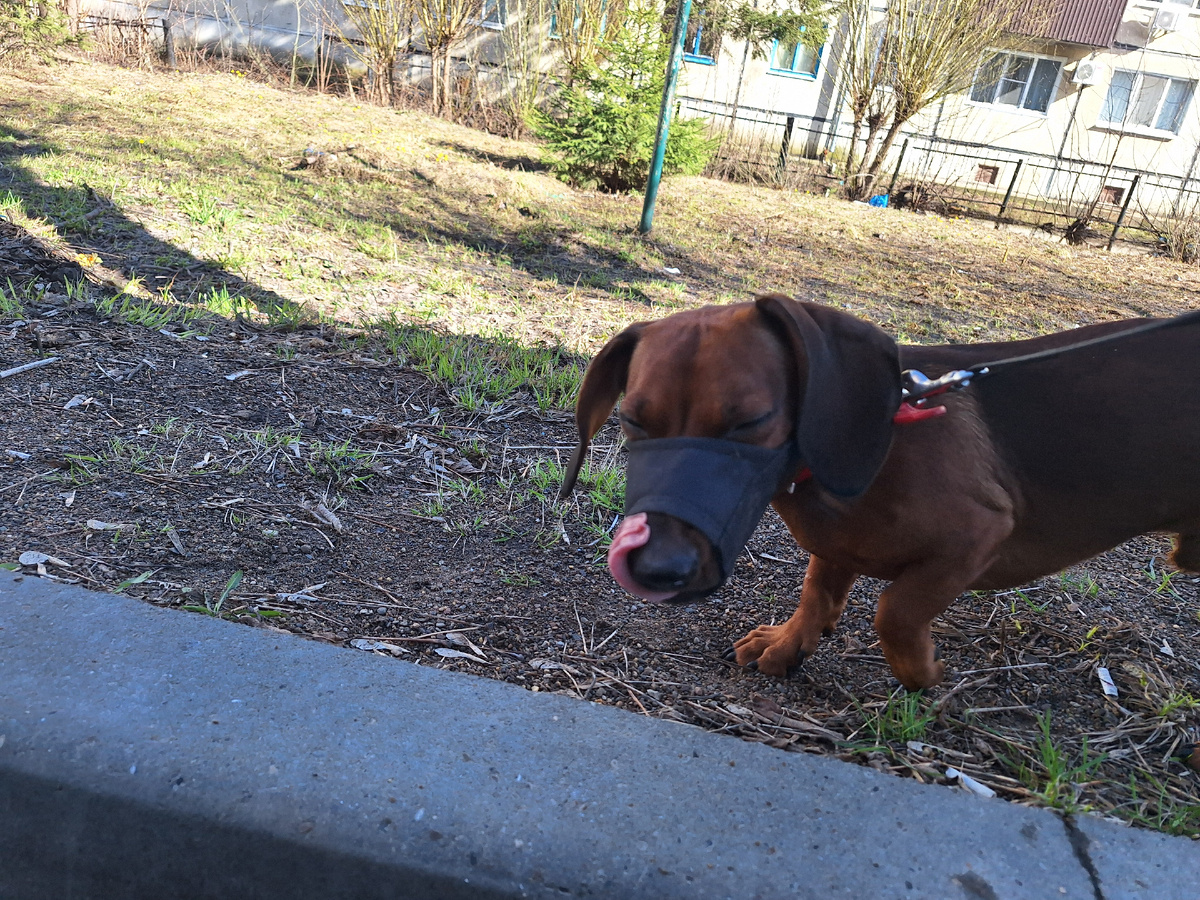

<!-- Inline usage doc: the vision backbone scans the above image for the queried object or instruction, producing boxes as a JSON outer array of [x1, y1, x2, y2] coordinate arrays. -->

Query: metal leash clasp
[[900, 368, 986, 407]]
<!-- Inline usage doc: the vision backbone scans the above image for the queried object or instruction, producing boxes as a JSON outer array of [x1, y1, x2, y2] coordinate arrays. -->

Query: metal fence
[[679, 94, 1200, 251]]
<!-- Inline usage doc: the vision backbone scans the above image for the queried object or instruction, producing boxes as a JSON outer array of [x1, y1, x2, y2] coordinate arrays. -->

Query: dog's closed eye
[[725, 411, 776, 439], [619, 414, 648, 439]]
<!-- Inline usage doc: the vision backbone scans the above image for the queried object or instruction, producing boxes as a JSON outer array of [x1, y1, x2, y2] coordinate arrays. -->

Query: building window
[[482, 0, 505, 27], [550, 0, 606, 40], [969, 51, 1061, 114], [974, 164, 1000, 184], [1099, 70, 1193, 134], [769, 38, 819, 78]]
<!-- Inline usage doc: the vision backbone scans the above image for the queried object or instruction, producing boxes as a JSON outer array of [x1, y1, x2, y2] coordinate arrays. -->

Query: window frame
[[481, 0, 506, 29], [767, 37, 821, 80], [967, 50, 1064, 116], [1133, 0, 1200, 9], [1097, 68, 1195, 136], [549, 0, 607, 41]]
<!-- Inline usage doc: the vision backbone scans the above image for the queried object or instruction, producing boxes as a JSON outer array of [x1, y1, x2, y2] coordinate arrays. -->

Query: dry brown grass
[[4, 58, 1200, 362]]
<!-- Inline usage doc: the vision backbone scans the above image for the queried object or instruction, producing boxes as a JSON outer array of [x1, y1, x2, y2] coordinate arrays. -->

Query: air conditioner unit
[[1072, 61, 1104, 85], [1154, 3, 1189, 32]]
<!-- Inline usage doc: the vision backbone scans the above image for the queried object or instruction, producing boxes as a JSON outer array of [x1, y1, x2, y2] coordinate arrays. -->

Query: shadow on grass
[[430, 139, 549, 174], [0, 124, 591, 414], [0, 123, 306, 325], [1, 98, 741, 338], [0, 91, 742, 323], [330, 172, 701, 309]]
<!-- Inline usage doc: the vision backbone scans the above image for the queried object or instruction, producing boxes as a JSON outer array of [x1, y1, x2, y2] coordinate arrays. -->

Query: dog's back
[[904, 318, 1200, 581]]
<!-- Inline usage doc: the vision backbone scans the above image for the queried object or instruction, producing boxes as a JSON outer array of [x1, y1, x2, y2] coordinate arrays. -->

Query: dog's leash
[[901, 308, 1200, 407]]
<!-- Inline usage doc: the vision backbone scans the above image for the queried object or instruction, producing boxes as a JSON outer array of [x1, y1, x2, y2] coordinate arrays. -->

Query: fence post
[[886, 138, 909, 197], [995, 159, 1024, 229], [639, 0, 691, 235], [1107, 174, 1141, 251], [161, 19, 176, 68], [777, 116, 795, 175]]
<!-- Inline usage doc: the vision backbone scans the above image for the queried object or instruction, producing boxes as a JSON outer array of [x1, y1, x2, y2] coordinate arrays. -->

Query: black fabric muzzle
[[624, 437, 802, 584]]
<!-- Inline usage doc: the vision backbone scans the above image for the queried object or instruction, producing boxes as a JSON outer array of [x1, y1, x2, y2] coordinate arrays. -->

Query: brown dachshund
[[561, 293, 1200, 690]]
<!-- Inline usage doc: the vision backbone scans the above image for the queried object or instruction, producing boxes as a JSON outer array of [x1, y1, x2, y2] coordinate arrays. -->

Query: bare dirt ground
[[2, 58, 1198, 837]]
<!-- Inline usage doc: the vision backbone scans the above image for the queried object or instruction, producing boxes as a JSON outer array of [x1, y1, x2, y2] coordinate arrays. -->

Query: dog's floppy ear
[[755, 293, 901, 499], [558, 322, 646, 500]]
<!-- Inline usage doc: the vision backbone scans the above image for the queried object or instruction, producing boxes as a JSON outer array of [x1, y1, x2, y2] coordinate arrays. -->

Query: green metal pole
[[639, 0, 691, 235]]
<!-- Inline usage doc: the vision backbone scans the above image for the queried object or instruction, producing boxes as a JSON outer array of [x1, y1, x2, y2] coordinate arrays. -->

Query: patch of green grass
[[179, 190, 237, 229], [523, 457, 566, 506], [1145, 559, 1182, 598], [183, 570, 244, 617], [1157, 691, 1200, 718], [1059, 571, 1100, 599], [306, 439, 377, 489], [1009, 589, 1051, 614], [93, 285, 210, 331], [0, 189, 24, 215], [579, 458, 624, 514], [1008, 712, 1105, 813], [113, 570, 154, 593], [413, 494, 448, 518], [499, 571, 540, 587], [243, 425, 303, 451], [356, 223, 405, 262], [1076, 624, 1101, 652], [62, 451, 103, 484], [62, 436, 157, 481], [202, 284, 253, 319], [1117, 775, 1200, 838], [0, 279, 29, 320], [377, 319, 584, 413], [860, 690, 938, 745]]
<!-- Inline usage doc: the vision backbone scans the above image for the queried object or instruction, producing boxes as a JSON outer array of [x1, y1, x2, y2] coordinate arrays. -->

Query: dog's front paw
[[723, 625, 808, 677]]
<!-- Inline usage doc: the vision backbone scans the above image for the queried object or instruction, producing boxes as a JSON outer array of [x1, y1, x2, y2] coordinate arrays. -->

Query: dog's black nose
[[629, 544, 699, 591]]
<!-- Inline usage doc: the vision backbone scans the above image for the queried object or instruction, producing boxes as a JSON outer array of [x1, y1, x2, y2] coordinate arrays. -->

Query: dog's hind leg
[[873, 566, 967, 691], [875, 543, 1007, 691], [1169, 532, 1200, 573], [726, 555, 857, 677]]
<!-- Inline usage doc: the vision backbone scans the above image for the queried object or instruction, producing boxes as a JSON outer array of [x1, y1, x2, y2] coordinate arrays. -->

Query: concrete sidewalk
[[1, 570, 1196, 899]]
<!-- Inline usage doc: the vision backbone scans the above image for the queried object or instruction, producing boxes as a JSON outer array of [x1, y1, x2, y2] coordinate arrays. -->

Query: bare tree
[[340, 0, 411, 103], [413, 0, 483, 113], [555, 0, 629, 75], [837, 0, 1047, 195], [497, 0, 554, 136], [834, 0, 890, 182]]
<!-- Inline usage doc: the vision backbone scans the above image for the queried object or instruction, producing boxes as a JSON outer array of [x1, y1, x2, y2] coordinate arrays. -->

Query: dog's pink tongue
[[607, 513, 679, 603]]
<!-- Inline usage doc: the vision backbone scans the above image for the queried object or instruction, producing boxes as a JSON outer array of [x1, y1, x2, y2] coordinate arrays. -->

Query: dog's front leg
[[724, 556, 857, 677]]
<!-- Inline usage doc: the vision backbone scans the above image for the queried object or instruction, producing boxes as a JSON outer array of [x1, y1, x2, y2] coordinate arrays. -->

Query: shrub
[[1162, 211, 1200, 264], [534, 4, 715, 193], [0, 0, 74, 64]]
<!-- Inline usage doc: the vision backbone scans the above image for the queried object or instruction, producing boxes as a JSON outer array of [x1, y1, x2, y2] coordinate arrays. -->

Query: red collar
[[792, 401, 946, 486]]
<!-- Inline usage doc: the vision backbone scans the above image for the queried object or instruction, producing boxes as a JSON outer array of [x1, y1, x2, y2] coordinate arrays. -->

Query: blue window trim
[[550, 0, 607, 40], [767, 38, 821, 80]]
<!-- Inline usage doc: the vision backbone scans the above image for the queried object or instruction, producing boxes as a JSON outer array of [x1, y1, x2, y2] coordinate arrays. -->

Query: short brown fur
[[566, 295, 1200, 690]]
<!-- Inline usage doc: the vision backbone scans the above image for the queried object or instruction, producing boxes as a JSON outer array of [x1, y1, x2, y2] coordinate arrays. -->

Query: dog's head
[[560, 293, 901, 602]]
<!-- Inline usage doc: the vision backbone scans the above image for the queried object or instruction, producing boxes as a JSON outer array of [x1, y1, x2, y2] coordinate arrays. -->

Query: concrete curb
[[1, 571, 1196, 899]]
